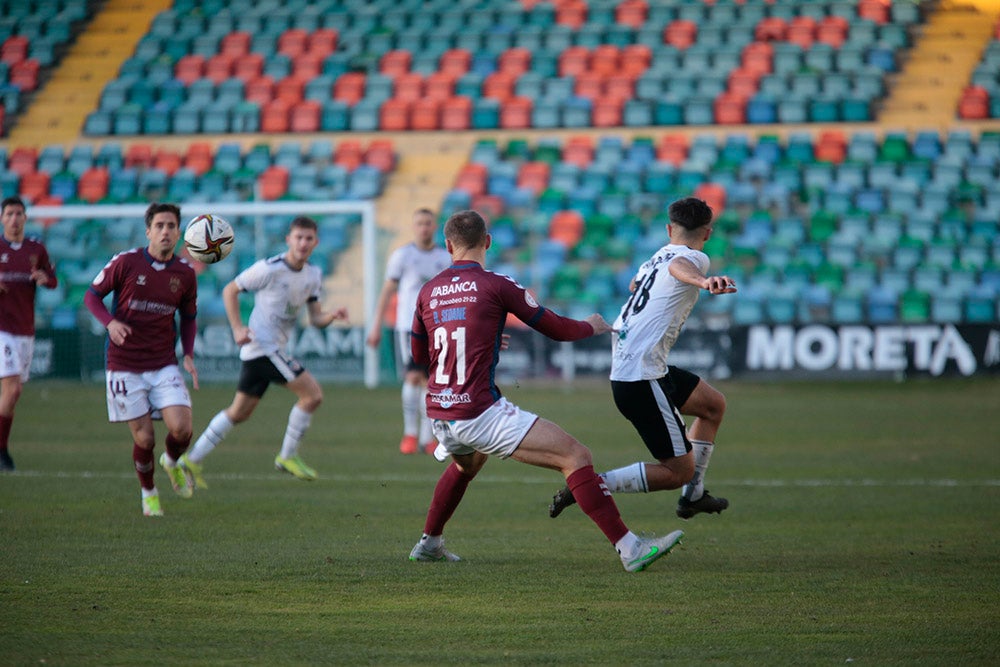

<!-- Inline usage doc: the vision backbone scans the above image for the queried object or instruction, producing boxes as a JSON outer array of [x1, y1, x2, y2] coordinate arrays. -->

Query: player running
[[180, 216, 347, 485], [407, 209, 684, 572]]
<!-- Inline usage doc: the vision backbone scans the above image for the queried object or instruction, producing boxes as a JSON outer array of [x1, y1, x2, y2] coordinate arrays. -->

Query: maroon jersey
[[411, 261, 593, 420], [0, 236, 57, 336], [89, 248, 197, 372]]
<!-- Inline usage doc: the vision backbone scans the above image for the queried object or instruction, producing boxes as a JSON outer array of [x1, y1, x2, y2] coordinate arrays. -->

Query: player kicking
[[407, 210, 684, 572], [85, 203, 199, 516], [180, 216, 347, 485], [548, 197, 736, 521], [0, 196, 59, 471]]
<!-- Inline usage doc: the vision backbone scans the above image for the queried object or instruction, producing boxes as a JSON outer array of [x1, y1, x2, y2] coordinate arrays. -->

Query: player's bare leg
[[675, 380, 728, 519]]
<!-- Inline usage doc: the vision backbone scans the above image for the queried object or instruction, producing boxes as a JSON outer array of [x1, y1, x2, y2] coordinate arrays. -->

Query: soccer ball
[[184, 214, 235, 264]]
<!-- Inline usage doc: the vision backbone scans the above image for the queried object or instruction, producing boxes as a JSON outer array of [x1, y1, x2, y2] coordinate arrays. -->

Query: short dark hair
[[667, 197, 713, 231], [290, 216, 318, 232], [444, 210, 488, 250], [145, 202, 181, 228], [414, 207, 435, 218], [1, 196, 25, 214]]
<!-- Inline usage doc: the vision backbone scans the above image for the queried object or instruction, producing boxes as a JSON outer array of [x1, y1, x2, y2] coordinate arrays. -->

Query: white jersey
[[234, 255, 322, 361], [385, 242, 451, 331], [610, 243, 709, 381]]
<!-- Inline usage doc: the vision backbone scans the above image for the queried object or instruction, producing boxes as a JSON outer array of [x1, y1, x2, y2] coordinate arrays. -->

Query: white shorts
[[105, 365, 191, 423], [0, 332, 33, 382], [431, 397, 538, 460]]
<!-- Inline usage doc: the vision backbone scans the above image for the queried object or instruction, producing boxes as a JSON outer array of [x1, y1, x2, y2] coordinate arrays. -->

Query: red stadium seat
[[621, 44, 652, 77], [153, 149, 182, 176], [380, 49, 412, 77], [499, 96, 532, 129], [499, 48, 532, 76], [257, 166, 289, 200], [441, 95, 472, 130], [308, 29, 338, 56], [220, 32, 251, 57], [605, 75, 635, 102], [817, 17, 848, 48], [234, 53, 264, 82], [19, 171, 50, 203], [275, 76, 305, 104], [425, 72, 456, 101], [591, 46, 620, 77], [394, 72, 424, 102], [958, 87, 990, 119], [517, 161, 551, 195], [260, 99, 291, 132], [78, 168, 110, 203], [694, 182, 726, 214], [471, 193, 504, 220], [333, 72, 366, 105], [278, 29, 309, 58], [713, 92, 747, 124], [410, 97, 440, 130], [439, 49, 471, 77], [754, 17, 787, 42], [558, 46, 589, 77], [616, 0, 648, 28], [292, 53, 323, 79], [204, 54, 236, 84], [728, 68, 761, 98], [858, 0, 889, 24], [124, 143, 153, 168], [741, 42, 773, 76], [379, 98, 411, 130], [555, 1, 588, 29], [245, 75, 275, 105], [334, 140, 364, 170], [184, 143, 213, 175], [9, 59, 39, 91], [175, 55, 206, 85], [548, 210, 584, 247], [1, 36, 29, 65], [482, 71, 515, 101], [787, 17, 817, 50], [365, 139, 396, 172], [290, 100, 321, 132], [664, 20, 698, 49], [574, 71, 604, 100], [454, 163, 487, 196], [657, 134, 689, 166], [592, 97, 622, 127], [562, 135, 594, 167]]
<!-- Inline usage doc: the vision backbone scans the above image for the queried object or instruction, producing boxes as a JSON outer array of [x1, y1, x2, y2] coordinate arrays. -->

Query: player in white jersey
[[548, 198, 737, 520], [181, 217, 348, 485], [366, 208, 451, 455]]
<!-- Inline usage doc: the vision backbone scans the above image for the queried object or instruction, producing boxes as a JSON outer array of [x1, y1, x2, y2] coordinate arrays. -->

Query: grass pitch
[[2, 378, 998, 665]]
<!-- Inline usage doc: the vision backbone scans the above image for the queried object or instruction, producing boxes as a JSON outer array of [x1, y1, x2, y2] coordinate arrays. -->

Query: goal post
[[30, 200, 383, 388]]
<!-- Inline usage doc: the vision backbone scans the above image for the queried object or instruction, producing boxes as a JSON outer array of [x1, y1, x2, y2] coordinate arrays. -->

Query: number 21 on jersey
[[434, 326, 467, 385]]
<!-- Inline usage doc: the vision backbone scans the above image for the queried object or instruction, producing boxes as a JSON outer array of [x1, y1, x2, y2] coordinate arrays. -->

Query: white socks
[[188, 411, 235, 463], [601, 462, 648, 494], [279, 405, 313, 459], [401, 382, 421, 436], [681, 440, 715, 502], [615, 531, 640, 557]]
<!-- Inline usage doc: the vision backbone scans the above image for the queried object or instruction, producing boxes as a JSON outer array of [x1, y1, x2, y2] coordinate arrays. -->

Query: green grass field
[[2, 378, 998, 665]]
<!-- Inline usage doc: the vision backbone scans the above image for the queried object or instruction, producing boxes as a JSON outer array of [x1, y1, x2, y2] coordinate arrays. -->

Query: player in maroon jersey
[[0, 196, 58, 472], [407, 210, 685, 572], [84, 203, 199, 516]]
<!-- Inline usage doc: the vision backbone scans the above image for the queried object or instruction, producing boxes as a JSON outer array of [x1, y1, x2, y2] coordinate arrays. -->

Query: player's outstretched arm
[[669, 257, 737, 295], [309, 302, 348, 328]]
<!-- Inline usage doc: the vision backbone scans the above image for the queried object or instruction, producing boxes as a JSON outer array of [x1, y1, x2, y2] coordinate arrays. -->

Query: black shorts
[[665, 365, 701, 408], [611, 373, 695, 461], [237, 352, 305, 398]]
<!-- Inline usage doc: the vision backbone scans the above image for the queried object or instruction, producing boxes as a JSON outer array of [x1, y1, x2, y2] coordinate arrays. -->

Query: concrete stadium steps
[[7, 0, 173, 147], [879, 2, 1000, 127]]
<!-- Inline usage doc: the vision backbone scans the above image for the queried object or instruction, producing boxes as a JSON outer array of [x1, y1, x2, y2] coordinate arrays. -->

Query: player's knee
[[565, 440, 593, 470], [171, 425, 193, 442], [301, 392, 322, 412]]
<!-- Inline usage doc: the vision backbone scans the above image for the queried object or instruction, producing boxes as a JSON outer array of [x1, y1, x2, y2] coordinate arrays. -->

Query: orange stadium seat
[[694, 182, 726, 214], [174, 55, 205, 85], [621, 44, 652, 77], [439, 49, 471, 77], [205, 54, 236, 84], [555, 1, 587, 29], [517, 161, 551, 195], [245, 75, 275, 105], [411, 97, 441, 130], [958, 86, 990, 120], [258, 166, 288, 200], [153, 149, 182, 176], [260, 99, 291, 132], [124, 143, 153, 168], [234, 53, 264, 82], [425, 72, 456, 100], [741, 42, 774, 76], [1, 36, 29, 65], [77, 168, 110, 203], [713, 92, 747, 124], [290, 99, 321, 132], [275, 75, 305, 103], [548, 210, 584, 246], [574, 71, 604, 99], [500, 96, 532, 129], [292, 53, 323, 79], [657, 134, 689, 166], [664, 20, 698, 49], [380, 98, 411, 130], [19, 171, 50, 202], [616, 0, 648, 28], [380, 49, 412, 77], [787, 16, 817, 49], [9, 59, 39, 91], [558, 46, 589, 77], [184, 143, 213, 174], [592, 97, 623, 127], [308, 29, 338, 56], [858, 0, 889, 24], [441, 96, 472, 130], [220, 32, 251, 57], [454, 163, 487, 196], [499, 47, 532, 76], [562, 135, 594, 167], [754, 17, 787, 42], [817, 17, 848, 48], [334, 140, 364, 170], [471, 193, 504, 220], [394, 72, 424, 101], [482, 71, 515, 101], [334, 72, 366, 104], [728, 67, 761, 98], [365, 140, 396, 172], [591, 46, 620, 77], [605, 75, 635, 102], [278, 29, 309, 58]]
